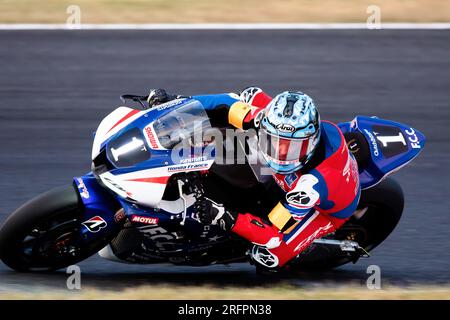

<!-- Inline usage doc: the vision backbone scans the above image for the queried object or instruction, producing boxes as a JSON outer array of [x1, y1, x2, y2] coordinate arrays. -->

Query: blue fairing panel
[[339, 116, 425, 189], [74, 173, 122, 242]]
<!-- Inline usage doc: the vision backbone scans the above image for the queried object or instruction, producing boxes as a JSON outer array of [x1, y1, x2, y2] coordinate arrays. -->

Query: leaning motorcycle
[[0, 95, 425, 272]]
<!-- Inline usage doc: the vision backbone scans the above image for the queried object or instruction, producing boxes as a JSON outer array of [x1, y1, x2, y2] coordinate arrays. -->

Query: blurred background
[[0, 0, 449, 23]]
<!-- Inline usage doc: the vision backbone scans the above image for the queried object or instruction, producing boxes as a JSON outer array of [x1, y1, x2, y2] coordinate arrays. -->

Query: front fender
[[73, 173, 122, 243]]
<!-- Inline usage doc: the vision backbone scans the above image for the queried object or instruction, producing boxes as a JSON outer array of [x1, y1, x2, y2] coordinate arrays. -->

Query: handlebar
[[120, 94, 149, 109]]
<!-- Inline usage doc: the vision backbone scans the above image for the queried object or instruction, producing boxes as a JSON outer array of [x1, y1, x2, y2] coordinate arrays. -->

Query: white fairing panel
[[99, 160, 214, 207], [91, 101, 215, 208], [92, 106, 143, 159]]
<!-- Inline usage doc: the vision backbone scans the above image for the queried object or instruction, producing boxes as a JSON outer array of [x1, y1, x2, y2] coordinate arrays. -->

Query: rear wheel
[[288, 177, 404, 272], [0, 185, 116, 272]]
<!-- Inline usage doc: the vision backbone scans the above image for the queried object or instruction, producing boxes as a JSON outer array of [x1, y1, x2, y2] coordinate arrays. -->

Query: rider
[[147, 87, 360, 270]]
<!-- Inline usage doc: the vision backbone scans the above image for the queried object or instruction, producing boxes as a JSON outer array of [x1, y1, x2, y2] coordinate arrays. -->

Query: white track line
[[0, 23, 449, 30]]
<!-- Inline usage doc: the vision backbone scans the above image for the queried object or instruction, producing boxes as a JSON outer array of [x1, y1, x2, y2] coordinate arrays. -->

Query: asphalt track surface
[[0, 30, 449, 292]]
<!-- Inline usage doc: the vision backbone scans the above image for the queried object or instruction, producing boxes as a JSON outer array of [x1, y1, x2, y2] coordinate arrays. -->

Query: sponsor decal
[[276, 123, 295, 133], [167, 163, 210, 172], [179, 156, 207, 164], [155, 98, 185, 111], [144, 125, 160, 150], [364, 129, 380, 157], [284, 173, 298, 189], [405, 128, 421, 149], [131, 215, 159, 225], [76, 178, 89, 199], [82, 216, 107, 233], [137, 225, 180, 252]]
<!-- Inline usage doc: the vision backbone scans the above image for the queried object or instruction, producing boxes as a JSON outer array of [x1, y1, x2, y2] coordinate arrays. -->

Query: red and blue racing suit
[[194, 90, 360, 268]]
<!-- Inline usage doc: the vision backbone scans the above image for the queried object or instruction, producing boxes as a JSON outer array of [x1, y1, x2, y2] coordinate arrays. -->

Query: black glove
[[146, 88, 176, 107], [195, 197, 237, 231]]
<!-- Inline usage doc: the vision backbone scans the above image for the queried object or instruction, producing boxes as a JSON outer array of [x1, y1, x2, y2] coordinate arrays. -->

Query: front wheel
[[0, 185, 115, 272]]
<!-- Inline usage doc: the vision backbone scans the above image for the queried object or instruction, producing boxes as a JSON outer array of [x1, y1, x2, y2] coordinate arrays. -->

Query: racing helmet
[[259, 91, 321, 174]]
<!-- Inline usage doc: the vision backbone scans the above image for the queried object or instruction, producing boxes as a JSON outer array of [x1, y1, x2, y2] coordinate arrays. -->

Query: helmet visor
[[258, 128, 318, 164]]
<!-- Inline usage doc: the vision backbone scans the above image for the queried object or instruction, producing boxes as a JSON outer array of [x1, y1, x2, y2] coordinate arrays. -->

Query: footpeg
[[313, 238, 370, 258]]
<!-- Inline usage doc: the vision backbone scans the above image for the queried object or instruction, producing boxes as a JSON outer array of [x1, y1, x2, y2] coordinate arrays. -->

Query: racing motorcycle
[[0, 95, 425, 272]]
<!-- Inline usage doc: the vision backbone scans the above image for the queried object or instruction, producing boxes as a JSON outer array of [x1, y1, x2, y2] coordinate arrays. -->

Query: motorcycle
[[0, 95, 425, 272]]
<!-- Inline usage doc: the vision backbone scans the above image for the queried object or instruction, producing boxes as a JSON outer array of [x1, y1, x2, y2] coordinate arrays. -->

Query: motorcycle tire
[[287, 177, 404, 272], [0, 184, 116, 272]]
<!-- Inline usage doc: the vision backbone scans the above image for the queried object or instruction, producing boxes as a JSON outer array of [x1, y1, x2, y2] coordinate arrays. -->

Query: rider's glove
[[239, 86, 263, 104], [146, 88, 176, 107], [237, 86, 268, 129], [195, 197, 237, 231]]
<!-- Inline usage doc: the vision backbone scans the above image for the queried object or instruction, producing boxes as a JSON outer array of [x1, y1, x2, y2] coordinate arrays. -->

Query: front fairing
[[90, 98, 216, 207]]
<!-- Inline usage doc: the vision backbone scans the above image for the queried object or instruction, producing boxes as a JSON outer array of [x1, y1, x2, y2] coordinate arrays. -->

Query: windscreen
[[153, 100, 212, 149]]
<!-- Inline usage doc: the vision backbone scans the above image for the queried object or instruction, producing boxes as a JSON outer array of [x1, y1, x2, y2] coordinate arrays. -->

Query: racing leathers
[[153, 88, 361, 269]]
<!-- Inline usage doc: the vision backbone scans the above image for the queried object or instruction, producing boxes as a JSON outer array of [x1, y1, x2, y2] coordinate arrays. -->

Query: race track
[[0, 30, 449, 292]]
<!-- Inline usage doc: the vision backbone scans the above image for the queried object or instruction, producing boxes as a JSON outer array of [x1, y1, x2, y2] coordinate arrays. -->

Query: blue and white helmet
[[259, 91, 321, 174]]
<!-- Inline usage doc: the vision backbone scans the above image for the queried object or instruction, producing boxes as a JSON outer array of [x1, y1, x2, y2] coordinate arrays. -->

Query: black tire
[[349, 177, 404, 250], [0, 185, 115, 272], [288, 177, 404, 272]]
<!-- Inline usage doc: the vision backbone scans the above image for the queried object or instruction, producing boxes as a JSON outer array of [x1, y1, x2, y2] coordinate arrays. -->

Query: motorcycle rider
[[146, 87, 360, 270]]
